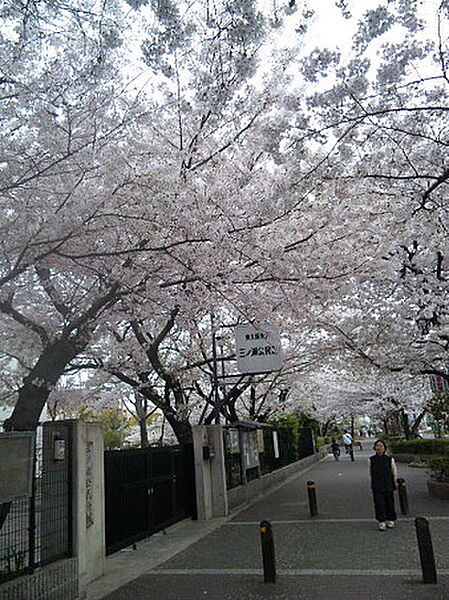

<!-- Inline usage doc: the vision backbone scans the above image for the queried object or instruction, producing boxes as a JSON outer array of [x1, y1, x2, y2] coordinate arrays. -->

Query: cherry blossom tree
[[2, 0, 448, 443], [277, 0, 449, 383], [1, 0, 307, 433]]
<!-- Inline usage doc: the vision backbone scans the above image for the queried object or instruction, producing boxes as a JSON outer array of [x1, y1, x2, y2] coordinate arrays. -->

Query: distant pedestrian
[[330, 438, 340, 461], [369, 439, 398, 531], [341, 430, 353, 454]]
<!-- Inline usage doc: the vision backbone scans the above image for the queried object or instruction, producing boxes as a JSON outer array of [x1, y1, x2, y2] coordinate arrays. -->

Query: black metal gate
[[104, 444, 196, 555], [297, 428, 315, 459]]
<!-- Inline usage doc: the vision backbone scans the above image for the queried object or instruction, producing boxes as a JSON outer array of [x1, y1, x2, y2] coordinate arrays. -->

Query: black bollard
[[349, 448, 355, 462], [307, 481, 318, 516], [397, 478, 409, 516], [259, 520, 276, 583], [415, 517, 437, 584]]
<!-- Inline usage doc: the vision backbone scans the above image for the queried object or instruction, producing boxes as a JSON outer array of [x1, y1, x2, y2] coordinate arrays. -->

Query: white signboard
[[226, 428, 240, 454], [235, 323, 283, 374], [272, 430, 280, 459]]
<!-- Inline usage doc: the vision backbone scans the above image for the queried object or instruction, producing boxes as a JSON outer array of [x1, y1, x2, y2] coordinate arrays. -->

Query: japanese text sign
[[234, 323, 283, 374]]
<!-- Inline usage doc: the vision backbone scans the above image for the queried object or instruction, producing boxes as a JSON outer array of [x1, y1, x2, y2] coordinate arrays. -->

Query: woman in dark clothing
[[369, 440, 398, 531]]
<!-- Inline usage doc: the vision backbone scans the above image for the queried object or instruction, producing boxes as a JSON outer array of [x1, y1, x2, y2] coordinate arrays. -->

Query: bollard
[[307, 481, 318, 517], [349, 448, 355, 462], [415, 517, 437, 584], [397, 478, 409, 516], [259, 520, 276, 583]]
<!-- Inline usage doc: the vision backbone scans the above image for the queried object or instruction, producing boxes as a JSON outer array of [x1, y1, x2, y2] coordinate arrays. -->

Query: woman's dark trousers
[[372, 489, 396, 522]]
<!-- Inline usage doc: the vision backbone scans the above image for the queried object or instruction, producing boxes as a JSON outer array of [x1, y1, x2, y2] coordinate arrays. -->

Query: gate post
[[72, 420, 105, 591], [193, 425, 228, 520], [44, 420, 105, 595]]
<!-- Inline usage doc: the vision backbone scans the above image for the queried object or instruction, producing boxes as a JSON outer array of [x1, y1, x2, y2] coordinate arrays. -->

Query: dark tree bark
[[139, 416, 150, 448], [166, 417, 193, 445], [401, 409, 411, 440], [410, 410, 427, 438], [4, 336, 87, 432]]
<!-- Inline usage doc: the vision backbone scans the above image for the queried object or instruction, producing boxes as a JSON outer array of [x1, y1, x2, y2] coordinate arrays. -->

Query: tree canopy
[[0, 0, 447, 441]]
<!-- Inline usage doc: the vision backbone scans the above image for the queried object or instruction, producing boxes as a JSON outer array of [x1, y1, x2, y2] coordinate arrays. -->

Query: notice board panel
[[0, 432, 35, 503]]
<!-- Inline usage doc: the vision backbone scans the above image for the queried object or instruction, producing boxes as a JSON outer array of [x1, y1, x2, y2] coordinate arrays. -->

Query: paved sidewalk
[[88, 446, 449, 600]]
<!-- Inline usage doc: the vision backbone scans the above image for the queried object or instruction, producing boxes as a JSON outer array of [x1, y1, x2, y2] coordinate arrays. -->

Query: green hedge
[[316, 436, 332, 448], [428, 457, 449, 482], [390, 439, 449, 456], [382, 435, 404, 443]]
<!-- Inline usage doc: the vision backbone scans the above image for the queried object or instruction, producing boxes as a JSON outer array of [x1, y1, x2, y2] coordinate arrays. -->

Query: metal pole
[[415, 517, 437, 584], [307, 481, 318, 516], [28, 437, 38, 572], [397, 478, 409, 516], [219, 343, 226, 381], [259, 520, 276, 583], [210, 313, 220, 425]]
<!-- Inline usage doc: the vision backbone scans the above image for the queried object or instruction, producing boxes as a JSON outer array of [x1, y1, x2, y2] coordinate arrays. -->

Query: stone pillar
[[72, 420, 105, 590], [43, 420, 105, 597], [192, 425, 228, 520]]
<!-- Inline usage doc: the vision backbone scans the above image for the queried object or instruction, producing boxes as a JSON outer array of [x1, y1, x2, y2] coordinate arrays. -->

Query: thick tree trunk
[[321, 420, 332, 437], [1, 337, 81, 527], [166, 416, 193, 445], [158, 415, 166, 446], [401, 410, 411, 440], [4, 337, 86, 432], [134, 393, 150, 448], [139, 417, 149, 448], [410, 410, 427, 438]]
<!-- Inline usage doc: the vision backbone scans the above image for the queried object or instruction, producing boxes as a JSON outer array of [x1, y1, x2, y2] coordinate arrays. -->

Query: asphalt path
[[102, 445, 449, 599]]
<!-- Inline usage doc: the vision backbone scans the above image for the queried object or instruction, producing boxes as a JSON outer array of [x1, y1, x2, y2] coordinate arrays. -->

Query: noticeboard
[[226, 428, 240, 454], [242, 430, 260, 469], [0, 432, 35, 503]]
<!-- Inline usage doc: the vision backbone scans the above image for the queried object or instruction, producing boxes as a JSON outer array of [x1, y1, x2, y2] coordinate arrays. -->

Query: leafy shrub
[[390, 439, 449, 456], [269, 412, 320, 455], [316, 436, 332, 448], [382, 435, 405, 443], [428, 457, 449, 483]]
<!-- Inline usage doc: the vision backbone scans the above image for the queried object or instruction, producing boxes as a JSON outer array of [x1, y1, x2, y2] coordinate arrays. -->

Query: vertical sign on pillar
[[272, 430, 280, 459]]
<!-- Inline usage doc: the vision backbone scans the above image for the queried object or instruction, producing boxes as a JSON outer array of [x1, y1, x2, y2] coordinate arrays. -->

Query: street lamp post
[[210, 313, 220, 425]]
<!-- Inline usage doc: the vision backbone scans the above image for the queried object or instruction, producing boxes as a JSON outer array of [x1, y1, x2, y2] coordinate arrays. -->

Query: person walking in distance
[[330, 438, 341, 461], [369, 440, 398, 531], [342, 430, 353, 454]]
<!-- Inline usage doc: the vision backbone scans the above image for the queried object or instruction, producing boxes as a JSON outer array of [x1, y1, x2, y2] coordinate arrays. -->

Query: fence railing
[[0, 424, 72, 584], [223, 425, 314, 490]]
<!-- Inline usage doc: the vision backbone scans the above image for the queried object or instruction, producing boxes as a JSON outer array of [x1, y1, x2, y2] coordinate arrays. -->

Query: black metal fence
[[0, 425, 73, 584], [259, 427, 297, 474], [223, 425, 314, 490]]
